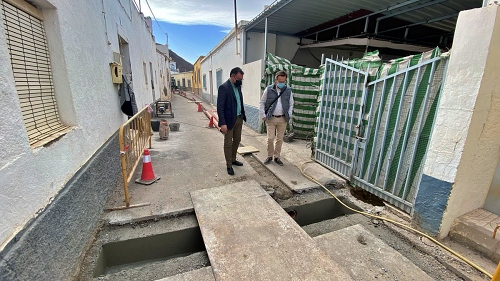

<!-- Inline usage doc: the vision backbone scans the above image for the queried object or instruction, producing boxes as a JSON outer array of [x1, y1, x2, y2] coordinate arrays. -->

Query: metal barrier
[[113, 106, 153, 209], [493, 262, 500, 281], [315, 49, 447, 214]]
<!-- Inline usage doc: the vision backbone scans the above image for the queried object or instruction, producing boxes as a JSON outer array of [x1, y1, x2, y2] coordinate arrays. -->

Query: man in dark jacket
[[217, 67, 247, 175]]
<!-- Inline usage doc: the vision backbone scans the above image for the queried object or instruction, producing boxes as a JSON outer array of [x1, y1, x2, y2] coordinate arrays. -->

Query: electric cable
[[144, 0, 199, 56], [299, 161, 493, 279]]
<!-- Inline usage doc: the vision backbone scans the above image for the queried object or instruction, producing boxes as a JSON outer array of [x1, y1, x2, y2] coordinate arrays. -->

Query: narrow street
[[77, 93, 495, 281]]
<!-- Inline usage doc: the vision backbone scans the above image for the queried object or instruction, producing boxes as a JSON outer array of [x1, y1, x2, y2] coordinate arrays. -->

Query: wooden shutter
[[2, 0, 71, 148]]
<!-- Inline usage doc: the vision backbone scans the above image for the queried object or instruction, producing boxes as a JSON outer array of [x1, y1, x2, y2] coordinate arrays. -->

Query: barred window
[[202, 74, 206, 89], [1, 0, 71, 148], [216, 69, 222, 88]]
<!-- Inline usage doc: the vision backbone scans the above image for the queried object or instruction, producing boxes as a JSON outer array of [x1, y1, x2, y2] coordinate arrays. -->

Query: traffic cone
[[135, 149, 160, 185], [197, 102, 203, 112], [208, 116, 214, 128]]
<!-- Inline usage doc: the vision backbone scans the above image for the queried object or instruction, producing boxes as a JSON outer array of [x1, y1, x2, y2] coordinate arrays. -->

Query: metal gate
[[315, 50, 448, 213]]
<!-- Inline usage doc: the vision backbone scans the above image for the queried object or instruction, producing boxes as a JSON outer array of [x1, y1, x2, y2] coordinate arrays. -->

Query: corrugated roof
[[245, 0, 482, 49]]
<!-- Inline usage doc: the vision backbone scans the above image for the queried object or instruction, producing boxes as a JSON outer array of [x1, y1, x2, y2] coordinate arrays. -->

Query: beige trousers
[[265, 116, 287, 159]]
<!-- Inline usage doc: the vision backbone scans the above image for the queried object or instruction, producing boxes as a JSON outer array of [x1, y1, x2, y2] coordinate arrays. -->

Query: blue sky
[[140, 0, 274, 64], [152, 23, 230, 64]]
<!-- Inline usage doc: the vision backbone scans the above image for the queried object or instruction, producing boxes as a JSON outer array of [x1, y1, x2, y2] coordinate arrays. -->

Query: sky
[[139, 0, 275, 64]]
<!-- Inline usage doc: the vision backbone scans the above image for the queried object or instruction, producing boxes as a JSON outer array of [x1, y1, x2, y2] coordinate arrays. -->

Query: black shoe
[[232, 160, 243, 166], [264, 157, 273, 165], [227, 167, 234, 175], [274, 158, 284, 166]]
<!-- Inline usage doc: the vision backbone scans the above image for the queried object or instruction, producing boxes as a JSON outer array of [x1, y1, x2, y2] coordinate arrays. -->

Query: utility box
[[110, 62, 122, 84]]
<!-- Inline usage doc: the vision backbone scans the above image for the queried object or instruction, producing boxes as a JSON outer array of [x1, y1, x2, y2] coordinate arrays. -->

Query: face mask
[[234, 79, 242, 87], [277, 83, 285, 89]]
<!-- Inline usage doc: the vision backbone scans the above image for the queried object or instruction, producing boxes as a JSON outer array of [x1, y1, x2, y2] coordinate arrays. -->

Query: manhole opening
[[285, 197, 361, 227], [93, 227, 207, 277]]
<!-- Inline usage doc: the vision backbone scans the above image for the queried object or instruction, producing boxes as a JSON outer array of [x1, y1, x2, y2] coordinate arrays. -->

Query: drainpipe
[[263, 17, 268, 75]]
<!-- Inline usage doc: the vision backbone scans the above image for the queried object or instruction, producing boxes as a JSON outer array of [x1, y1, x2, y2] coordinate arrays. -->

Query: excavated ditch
[[77, 154, 488, 281]]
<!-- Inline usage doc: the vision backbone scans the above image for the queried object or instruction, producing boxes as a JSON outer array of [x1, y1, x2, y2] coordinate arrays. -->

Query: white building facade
[[0, 0, 168, 279]]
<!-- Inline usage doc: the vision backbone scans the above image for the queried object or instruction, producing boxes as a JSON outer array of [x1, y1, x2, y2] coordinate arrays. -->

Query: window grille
[[1, 0, 71, 148], [216, 69, 222, 88]]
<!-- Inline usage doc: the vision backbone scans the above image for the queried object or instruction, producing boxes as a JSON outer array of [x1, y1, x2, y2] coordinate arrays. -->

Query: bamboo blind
[[2, 0, 70, 148]]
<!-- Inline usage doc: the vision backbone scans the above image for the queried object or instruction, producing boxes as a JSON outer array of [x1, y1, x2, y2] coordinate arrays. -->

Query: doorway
[[209, 70, 213, 104], [119, 36, 132, 84]]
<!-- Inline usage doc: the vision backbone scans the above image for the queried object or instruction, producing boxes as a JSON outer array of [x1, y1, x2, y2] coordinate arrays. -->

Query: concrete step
[[190, 179, 353, 280], [449, 208, 500, 261], [314, 224, 434, 280]]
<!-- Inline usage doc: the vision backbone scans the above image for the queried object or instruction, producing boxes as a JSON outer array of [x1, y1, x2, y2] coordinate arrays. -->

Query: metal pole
[[234, 0, 238, 55], [263, 17, 268, 75]]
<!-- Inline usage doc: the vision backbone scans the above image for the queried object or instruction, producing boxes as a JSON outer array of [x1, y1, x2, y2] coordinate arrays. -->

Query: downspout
[[263, 17, 268, 75]]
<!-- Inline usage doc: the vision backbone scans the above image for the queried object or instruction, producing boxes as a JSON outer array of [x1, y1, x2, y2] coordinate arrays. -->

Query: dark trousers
[[224, 116, 243, 167]]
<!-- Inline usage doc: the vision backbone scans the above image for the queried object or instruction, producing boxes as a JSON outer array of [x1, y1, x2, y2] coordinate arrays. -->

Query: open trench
[[77, 153, 487, 281]]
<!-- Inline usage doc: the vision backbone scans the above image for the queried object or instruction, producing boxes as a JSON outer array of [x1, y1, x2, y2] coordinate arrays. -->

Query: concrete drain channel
[[93, 227, 206, 277], [86, 194, 358, 279]]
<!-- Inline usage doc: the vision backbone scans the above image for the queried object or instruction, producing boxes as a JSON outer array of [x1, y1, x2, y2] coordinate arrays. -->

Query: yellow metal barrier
[[112, 106, 153, 210], [493, 262, 500, 281]]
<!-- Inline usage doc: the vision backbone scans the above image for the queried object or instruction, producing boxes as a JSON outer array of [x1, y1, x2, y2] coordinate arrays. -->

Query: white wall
[[275, 35, 301, 60], [156, 48, 172, 100], [421, 6, 500, 238], [241, 59, 263, 108], [0, 0, 160, 250], [201, 29, 244, 104], [246, 32, 276, 64]]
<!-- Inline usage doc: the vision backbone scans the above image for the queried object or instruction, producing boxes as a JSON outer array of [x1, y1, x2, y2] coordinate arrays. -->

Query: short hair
[[275, 70, 287, 79], [230, 67, 244, 77]]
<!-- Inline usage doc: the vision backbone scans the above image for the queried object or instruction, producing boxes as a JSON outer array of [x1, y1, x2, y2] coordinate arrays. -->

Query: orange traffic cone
[[208, 116, 214, 128], [135, 149, 160, 185], [197, 102, 203, 112]]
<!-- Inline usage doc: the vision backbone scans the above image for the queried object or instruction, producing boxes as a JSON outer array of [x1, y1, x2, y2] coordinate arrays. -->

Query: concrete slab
[[190, 180, 353, 281], [105, 95, 257, 225], [237, 146, 259, 155], [239, 126, 344, 193], [450, 208, 500, 261], [314, 224, 434, 280], [155, 267, 215, 281]]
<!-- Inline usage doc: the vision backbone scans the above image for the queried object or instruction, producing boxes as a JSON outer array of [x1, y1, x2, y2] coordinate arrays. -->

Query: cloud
[[140, 0, 271, 27]]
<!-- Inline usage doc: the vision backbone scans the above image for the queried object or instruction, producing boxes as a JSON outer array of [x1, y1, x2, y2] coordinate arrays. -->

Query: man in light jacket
[[259, 71, 294, 166]]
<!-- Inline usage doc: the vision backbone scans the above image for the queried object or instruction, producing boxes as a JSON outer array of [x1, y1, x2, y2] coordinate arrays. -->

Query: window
[[216, 69, 222, 88], [182, 78, 186, 87], [143, 62, 148, 84], [197, 69, 201, 84], [188, 80, 191, 88], [202, 74, 206, 89], [1, 0, 71, 148]]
